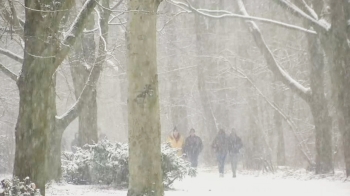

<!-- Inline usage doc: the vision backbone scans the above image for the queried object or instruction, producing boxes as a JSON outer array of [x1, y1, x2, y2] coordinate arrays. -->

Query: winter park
[[0, 0, 350, 195]]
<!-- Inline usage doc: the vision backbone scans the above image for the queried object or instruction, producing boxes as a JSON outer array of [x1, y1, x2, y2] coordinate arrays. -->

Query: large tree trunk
[[273, 0, 350, 177], [15, 69, 56, 195], [236, 0, 333, 173], [13, 2, 61, 194], [126, 0, 163, 195], [327, 1, 350, 178], [13, 1, 97, 194], [289, 0, 333, 174], [306, 33, 333, 174]]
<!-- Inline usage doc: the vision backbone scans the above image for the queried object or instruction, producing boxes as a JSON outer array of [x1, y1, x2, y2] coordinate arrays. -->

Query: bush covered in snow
[[62, 139, 196, 187], [0, 177, 41, 196]]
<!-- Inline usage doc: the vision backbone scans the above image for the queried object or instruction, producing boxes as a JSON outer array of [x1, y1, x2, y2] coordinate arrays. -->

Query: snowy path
[[46, 171, 350, 196], [170, 172, 350, 196]]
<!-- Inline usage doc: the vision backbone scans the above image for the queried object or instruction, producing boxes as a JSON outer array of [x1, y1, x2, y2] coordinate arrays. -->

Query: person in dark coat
[[211, 129, 229, 177], [228, 128, 243, 178], [183, 128, 203, 168]]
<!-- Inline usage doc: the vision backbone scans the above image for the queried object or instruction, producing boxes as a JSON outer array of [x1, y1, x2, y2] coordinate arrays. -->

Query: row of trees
[[0, 0, 350, 196]]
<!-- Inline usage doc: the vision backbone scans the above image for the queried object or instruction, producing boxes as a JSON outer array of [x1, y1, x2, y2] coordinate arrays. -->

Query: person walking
[[183, 128, 203, 168], [228, 128, 243, 178], [212, 129, 229, 177], [167, 126, 185, 156]]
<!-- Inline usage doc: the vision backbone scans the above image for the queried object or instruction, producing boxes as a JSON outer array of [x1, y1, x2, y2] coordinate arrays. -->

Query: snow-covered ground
[[2, 169, 349, 196], [43, 168, 350, 196]]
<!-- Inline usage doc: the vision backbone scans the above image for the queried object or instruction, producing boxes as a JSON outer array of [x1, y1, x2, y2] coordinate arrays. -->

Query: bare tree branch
[[300, 0, 318, 19], [168, 0, 317, 34], [0, 63, 18, 81], [228, 62, 315, 166], [273, 0, 330, 31], [236, 0, 312, 103], [0, 27, 14, 34], [7, 0, 23, 38], [111, 0, 123, 10], [0, 47, 23, 63], [56, 0, 109, 132]]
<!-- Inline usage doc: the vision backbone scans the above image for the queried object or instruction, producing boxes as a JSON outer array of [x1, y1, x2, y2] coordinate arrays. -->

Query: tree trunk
[[274, 0, 350, 177], [15, 69, 55, 196], [13, 1, 97, 193], [327, 1, 350, 178], [47, 125, 63, 181], [236, 0, 332, 173], [244, 94, 262, 170], [306, 33, 333, 174], [14, 44, 57, 196], [273, 81, 286, 166], [48, 2, 108, 182], [126, 0, 163, 195], [13, 2, 60, 194], [69, 13, 98, 146]]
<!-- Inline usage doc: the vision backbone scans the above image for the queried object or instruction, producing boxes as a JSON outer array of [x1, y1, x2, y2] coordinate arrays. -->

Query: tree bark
[[306, 32, 333, 174], [14, 1, 65, 194], [69, 13, 98, 146], [327, 1, 350, 177], [236, 0, 333, 173], [244, 93, 262, 170], [273, 81, 286, 166], [274, 0, 350, 178], [126, 0, 164, 195], [51, 3, 109, 182], [13, 1, 97, 194]]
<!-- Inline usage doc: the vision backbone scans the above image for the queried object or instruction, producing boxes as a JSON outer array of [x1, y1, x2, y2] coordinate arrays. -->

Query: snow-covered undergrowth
[[0, 176, 41, 196], [62, 140, 196, 187]]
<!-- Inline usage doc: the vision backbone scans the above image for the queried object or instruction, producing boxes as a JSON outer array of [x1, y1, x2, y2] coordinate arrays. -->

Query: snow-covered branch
[[168, 0, 317, 34], [55, 81, 89, 132], [56, 70, 95, 132], [300, 0, 318, 20], [0, 48, 23, 63], [56, 0, 110, 133], [236, 0, 312, 103], [0, 63, 18, 81], [54, 0, 97, 69], [111, 0, 124, 10], [273, 0, 330, 32]]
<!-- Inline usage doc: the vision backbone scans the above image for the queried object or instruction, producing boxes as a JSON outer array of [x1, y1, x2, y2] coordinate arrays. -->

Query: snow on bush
[[0, 176, 41, 196], [62, 139, 196, 187]]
